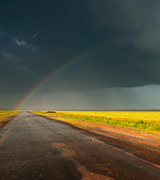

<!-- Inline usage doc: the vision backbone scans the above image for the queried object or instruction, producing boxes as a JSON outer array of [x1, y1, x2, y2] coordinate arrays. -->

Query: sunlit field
[[0, 111, 21, 127], [32, 111, 160, 134]]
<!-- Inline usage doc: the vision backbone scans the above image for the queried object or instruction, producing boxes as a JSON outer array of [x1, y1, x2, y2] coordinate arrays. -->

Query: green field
[[32, 111, 160, 134]]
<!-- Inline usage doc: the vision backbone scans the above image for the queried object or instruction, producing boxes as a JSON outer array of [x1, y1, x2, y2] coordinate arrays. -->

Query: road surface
[[0, 112, 160, 180]]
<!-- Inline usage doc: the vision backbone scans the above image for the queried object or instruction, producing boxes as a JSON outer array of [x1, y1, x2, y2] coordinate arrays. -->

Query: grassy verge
[[31, 111, 160, 134], [0, 111, 21, 127]]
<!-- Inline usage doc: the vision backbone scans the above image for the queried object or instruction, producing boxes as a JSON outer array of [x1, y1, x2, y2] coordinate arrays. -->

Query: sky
[[1, 0, 160, 110]]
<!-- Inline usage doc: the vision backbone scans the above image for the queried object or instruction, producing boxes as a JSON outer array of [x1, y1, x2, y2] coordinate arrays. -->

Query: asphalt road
[[0, 112, 160, 180]]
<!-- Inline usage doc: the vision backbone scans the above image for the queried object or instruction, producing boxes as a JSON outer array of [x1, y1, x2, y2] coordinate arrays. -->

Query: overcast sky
[[1, 0, 160, 110]]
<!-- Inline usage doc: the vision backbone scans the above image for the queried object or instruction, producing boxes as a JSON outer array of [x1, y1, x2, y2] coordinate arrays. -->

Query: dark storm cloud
[[1, 0, 160, 96], [86, 0, 160, 86], [0, 31, 41, 93]]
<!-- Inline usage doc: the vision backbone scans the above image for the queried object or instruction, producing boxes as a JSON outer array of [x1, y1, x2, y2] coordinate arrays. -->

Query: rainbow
[[14, 37, 129, 110]]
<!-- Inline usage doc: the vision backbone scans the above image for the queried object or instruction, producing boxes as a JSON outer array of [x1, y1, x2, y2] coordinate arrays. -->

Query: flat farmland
[[32, 111, 160, 135], [0, 111, 21, 127]]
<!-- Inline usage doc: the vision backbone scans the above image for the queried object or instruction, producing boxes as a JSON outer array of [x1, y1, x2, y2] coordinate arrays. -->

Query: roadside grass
[[0, 111, 21, 117], [0, 111, 21, 126], [31, 111, 160, 134]]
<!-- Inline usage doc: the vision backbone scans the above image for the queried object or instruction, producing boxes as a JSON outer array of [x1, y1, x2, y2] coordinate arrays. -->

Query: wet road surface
[[0, 112, 160, 180]]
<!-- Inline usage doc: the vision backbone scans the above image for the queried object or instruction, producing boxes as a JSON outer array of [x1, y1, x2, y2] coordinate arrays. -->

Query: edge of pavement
[[34, 113, 160, 149]]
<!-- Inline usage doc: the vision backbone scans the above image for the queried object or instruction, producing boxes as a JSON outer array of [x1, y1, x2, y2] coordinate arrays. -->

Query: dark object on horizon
[[47, 111, 56, 113]]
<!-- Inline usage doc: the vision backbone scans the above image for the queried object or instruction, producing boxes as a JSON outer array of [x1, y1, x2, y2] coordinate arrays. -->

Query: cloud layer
[[0, 31, 40, 93], [1, 0, 160, 109]]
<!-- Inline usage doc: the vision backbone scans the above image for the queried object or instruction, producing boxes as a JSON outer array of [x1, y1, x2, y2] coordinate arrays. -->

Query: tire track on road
[[0, 118, 17, 146]]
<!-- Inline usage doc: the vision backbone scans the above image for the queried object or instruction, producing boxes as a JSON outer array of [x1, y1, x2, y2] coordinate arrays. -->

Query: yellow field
[[0, 110, 20, 117], [55, 111, 160, 122], [0, 111, 21, 126], [32, 111, 160, 134]]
